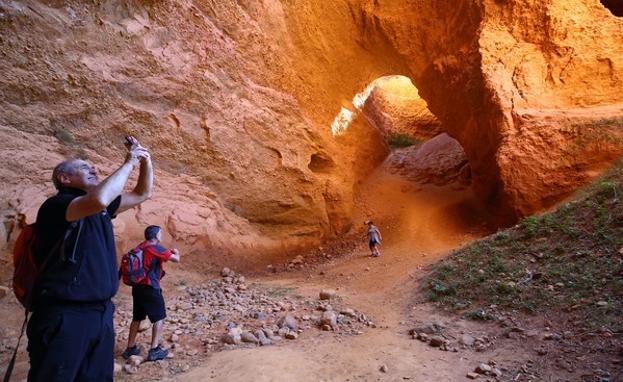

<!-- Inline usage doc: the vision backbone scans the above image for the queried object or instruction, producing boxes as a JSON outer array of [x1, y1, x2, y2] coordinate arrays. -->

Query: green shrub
[[387, 133, 420, 148]]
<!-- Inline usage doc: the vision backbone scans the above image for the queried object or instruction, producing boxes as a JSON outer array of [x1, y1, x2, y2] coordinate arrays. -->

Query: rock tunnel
[[1, 0, 623, 260]]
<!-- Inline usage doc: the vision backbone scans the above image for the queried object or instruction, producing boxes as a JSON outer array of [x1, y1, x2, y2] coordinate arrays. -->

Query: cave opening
[[600, 0, 623, 16], [332, 75, 492, 253]]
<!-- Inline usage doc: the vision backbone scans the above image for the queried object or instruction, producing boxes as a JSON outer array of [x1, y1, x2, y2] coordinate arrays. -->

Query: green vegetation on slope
[[427, 160, 623, 330], [387, 133, 421, 148]]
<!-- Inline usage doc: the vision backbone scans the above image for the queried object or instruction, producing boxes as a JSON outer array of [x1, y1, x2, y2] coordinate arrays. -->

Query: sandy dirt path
[[165, 168, 510, 382]]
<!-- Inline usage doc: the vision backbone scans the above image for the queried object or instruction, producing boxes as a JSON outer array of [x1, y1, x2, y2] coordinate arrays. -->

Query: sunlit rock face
[[1, 0, 623, 256], [386, 134, 470, 188], [362, 76, 442, 141]]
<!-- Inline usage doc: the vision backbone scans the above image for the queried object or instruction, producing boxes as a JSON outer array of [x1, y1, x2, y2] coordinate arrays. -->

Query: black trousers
[[27, 300, 114, 382]]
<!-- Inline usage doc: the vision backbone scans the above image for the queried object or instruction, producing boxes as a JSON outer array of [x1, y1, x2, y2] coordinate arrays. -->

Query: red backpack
[[120, 245, 148, 286], [12, 221, 82, 310], [6, 221, 81, 382], [12, 224, 39, 310]]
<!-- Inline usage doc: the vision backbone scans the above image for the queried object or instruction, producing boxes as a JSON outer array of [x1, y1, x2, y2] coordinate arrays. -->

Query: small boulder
[[320, 311, 338, 329], [460, 334, 475, 346], [277, 314, 299, 331], [429, 336, 444, 347], [241, 331, 259, 344], [475, 363, 492, 374], [256, 330, 272, 346], [340, 308, 357, 318], [128, 355, 143, 367], [319, 289, 337, 300], [123, 364, 138, 374]]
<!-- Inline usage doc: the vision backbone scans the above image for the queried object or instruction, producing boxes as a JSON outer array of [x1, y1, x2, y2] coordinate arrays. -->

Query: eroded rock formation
[[386, 134, 470, 188], [362, 76, 442, 141], [1, 0, 622, 257]]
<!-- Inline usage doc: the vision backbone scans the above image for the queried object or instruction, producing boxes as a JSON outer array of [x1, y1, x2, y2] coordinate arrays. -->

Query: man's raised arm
[[117, 151, 153, 214]]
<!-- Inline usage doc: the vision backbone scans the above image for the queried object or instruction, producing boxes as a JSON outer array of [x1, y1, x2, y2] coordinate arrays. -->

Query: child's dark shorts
[[369, 239, 380, 249], [132, 284, 166, 323]]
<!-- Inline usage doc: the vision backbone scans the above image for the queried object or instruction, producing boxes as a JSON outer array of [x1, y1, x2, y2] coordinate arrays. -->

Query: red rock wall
[[1, 0, 622, 257]]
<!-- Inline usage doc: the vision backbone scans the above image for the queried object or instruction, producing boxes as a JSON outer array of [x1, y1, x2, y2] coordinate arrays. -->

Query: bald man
[[27, 136, 153, 382]]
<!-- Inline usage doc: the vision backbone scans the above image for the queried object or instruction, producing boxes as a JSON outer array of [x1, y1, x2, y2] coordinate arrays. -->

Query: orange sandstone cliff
[[1, 0, 622, 258]]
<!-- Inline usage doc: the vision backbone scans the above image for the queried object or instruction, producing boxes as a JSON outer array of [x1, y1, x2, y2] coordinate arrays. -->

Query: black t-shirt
[[34, 187, 121, 303]]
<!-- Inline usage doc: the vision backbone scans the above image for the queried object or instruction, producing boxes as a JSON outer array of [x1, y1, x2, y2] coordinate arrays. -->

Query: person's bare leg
[[127, 320, 141, 348], [151, 319, 164, 349]]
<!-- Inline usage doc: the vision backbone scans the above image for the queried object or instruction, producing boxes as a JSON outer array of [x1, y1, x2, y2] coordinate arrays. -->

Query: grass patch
[[266, 286, 297, 298], [425, 159, 623, 329], [54, 128, 76, 144], [387, 133, 421, 148]]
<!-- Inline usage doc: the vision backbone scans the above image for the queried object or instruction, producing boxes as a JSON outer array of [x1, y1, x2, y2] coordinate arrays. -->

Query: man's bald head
[[52, 159, 79, 190]]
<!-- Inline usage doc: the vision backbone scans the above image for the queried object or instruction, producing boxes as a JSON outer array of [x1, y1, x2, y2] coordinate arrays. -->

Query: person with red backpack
[[121, 225, 180, 361], [24, 136, 153, 382]]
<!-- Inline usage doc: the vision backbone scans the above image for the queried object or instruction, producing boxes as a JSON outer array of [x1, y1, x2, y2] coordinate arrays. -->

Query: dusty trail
[[168, 165, 503, 381]]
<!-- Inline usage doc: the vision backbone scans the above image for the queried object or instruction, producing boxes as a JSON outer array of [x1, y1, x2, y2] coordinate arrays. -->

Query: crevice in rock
[[308, 153, 335, 173]]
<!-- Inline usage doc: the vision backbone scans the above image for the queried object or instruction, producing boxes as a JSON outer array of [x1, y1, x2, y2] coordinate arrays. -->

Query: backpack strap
[[27, 219, 83, 310], [3, 309, 28, 382], [4, 221, 84, 381]]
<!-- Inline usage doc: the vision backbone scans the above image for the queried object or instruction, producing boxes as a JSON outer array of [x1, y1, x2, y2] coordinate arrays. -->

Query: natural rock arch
[[1, 0, 623, 256]]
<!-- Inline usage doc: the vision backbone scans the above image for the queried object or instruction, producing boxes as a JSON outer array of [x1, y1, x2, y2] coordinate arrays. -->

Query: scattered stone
[[320, 311, 338, 329], [596, 301, 608, 307], [123, 364, 138, 374], [291, 255, 304, 265], [241, 331, 259, 344], [170, 333, 179, 342], [379, 364, 388, 373], [221, 267, 232, 277], [466, 372, 479, 379], [222, 327, 243, 345], [114, 362, 122, 374], [128, 355, 143, 367], [285, 331, 298, 340], [475, 363, 492, 374], [277, 314, 299, 331], [429, 336, 444, 347], [412, 322, 445, 335], [256, 330, 272, 346], [321, 324, 332, 331], [319, 289, 337, 300], [340, 308, 357, 318], [186, 349, 199, 356], [460, 334, 475, 346]]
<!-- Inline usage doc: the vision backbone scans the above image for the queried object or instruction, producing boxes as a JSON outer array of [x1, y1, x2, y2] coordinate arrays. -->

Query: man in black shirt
[[28, 136, 153, 382]]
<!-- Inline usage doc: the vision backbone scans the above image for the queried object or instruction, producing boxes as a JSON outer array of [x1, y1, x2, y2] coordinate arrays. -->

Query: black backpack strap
[[59, 219, 83, 264], [3, 309, 28, 382], [27, 219, 83, 309]]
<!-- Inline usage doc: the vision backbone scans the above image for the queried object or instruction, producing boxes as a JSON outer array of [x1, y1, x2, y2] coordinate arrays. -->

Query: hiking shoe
[[371, 253, 380, 257], [121, 345, 141, 360], [147, 345, 169, 361]]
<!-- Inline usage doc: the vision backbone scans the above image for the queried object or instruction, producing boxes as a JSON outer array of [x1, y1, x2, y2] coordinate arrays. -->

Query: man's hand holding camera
[[124, 135, 151, 166]]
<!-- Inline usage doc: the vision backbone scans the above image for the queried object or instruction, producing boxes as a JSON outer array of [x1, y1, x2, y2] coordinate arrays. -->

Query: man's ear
[[57, 172, 72, 186]]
